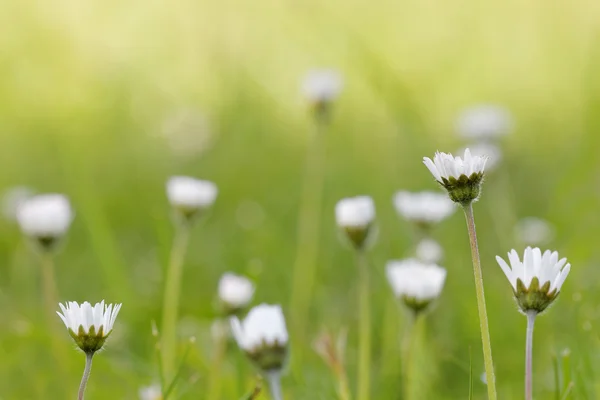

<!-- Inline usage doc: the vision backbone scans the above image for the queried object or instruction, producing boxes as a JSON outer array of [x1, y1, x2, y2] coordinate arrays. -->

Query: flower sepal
[[246, 340, 288, 373], [69, 325, 111, 354], [439, 172, 484, 205], [402, 295, 434, 315], [514, 277, 559, 314]]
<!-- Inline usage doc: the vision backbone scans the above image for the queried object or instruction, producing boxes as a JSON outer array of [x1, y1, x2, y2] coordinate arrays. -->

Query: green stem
[[206, 320, 229, 400], [40, 253, 68, 394], [78, 353, 94, 400], [404, 313, 422, 400], [356, 251, 371, 400], [525, 311, 536, 400], [160, 224, 191, 383], [462, 203, 497, 400], [289, 121, 325, 368], [267, 371, 283, 400]]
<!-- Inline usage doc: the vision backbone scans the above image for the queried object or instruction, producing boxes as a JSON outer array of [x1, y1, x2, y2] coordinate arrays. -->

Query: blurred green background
[[2, 0, 600, 398]]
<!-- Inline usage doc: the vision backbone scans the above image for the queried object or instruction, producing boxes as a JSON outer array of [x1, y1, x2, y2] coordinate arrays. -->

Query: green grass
[[1, 0, 600, 398]]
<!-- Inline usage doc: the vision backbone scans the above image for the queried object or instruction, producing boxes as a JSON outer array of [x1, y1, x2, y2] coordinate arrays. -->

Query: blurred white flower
[[456, 105, 512, 140], [139, 384, 162, 400], [218, 272, 255, 314], [335, 196, 376, 249], [160, 108, 213, 159], [231, 303, 289, 372], [496, 247, 570, 313], [515, 217, 554, 246], [386, 259, 447, 313], [416, 238, 444, 264], [423, 149, 487, 205], [17, 194, 73, 249], [166, 176, 217, 219], [302, 69, 343, 104], [457, 142, 502, 171], [57, 301, 122, 353], [2, 186, 34, 222], [335, 196, 375, 228], [393, 191, 455, 226]]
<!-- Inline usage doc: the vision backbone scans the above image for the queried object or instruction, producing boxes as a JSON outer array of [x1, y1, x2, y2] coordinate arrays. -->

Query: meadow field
[[1, 0, 600, 398]]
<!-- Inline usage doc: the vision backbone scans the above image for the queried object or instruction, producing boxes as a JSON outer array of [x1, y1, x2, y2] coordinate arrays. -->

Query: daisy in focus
[[496, 247, 570, 314], [423, 149, 487, 205]]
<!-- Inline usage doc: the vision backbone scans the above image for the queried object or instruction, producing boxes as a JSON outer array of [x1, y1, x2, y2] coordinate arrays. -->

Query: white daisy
[[302, 69, 343, 104], [335, 196, 376, 249], [423, 149, 487, 205], [218, 272, 255, 314], [231, 304, 288, 372], [495, 247, 570, 313], [17, 194, 73, 239], [139, 384, 162, 400], [386, 259, 447, 313], [166, 176, 217, 218], [393, 191, 455, 226], [57, 301, 122, 353], [416, 238, 444, 264]]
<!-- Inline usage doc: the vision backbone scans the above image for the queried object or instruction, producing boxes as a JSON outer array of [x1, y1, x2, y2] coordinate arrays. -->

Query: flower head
[[17, 194, 73, 251], [496, 247, 570, 313], [456, 105, 512, 140], [302, 69, 343, 122], [231, 304, 289, 373], [423, 149, 487, 205], [386, 259, 447, 314], [335, 196, 376, 250], [415, 238, 444, 264], [139, 384, 162, 400], [57, 301, 122, 354], [166, 176, 217, 221], [393, 191, 455, 229], [218, 272, 255, 316]]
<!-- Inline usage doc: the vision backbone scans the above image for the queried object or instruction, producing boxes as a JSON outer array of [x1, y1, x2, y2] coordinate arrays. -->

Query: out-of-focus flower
[[2, 186, 34, 222], [456, 105, 512, 140], [496, 247, 570, 313], [393, 191, 455, 229], [139, 384, 162, 400], [166, 176, 217, 221], [218, 272, 255, 316], [17, 194, 73, 251], [302, 69, 343, 122], [457, 142, 502, 171], [57, 301, 122, 354], [231, 304, 288, 373], [386, 259, 447, 314], [423, 149, 487, 205], [160, 108, 213, 159], [415, 238, 444, 264], [515, 217, 555, 246], [335, 196, 376, 250]]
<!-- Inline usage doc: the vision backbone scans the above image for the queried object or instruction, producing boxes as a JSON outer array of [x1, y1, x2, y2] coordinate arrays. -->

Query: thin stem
[[357, 250, 371, 400], [336, 367, 351, 400], [525, 311, 537, 400], [462, 204, 497, 400], [289, 121, 325, 370], [40, 253, 68, 395], [78, 353, 94, 400], [160, 224, 191, 383], [206, 320, 229, 400], [404, 313, 422, 400], [267, 371, 283, 400]]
